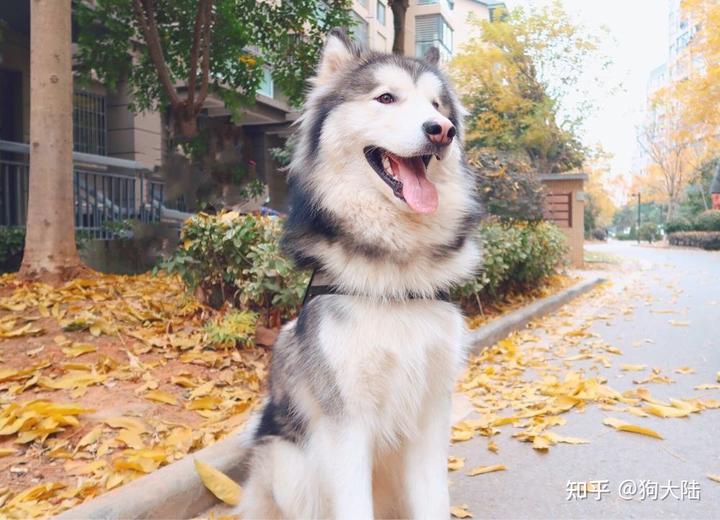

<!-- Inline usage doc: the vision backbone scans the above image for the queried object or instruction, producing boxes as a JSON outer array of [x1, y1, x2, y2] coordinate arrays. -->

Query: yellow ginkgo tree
[[450, 1, 609, 173]]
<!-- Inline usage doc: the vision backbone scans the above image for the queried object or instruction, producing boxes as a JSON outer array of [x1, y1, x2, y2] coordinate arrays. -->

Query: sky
[[504, 0, 669, 202]]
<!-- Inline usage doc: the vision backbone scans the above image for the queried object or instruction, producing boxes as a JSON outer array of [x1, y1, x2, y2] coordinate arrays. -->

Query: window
[[415, 14, 453, 60], [417, 0, 454, 10], [257, 67, 274, 98], [356, 0, 368, 8], [73, 91, 106, 156], [376, 1, 386, 25], [349, 11, 369, 46]]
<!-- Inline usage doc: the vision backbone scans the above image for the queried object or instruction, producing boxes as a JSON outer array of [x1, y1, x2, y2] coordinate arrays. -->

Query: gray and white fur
[[239, 29, 481, 519]]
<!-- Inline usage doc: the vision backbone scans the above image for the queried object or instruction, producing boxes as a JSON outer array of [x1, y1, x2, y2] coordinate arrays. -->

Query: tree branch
[[194, 0, 215, 110], [132, 0, 180, 107], [186, 0, 209, 106]]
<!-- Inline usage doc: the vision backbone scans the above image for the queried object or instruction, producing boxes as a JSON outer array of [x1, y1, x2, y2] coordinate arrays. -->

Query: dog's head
[[284, 30, 479, 294], [291, 29, 466, 216]]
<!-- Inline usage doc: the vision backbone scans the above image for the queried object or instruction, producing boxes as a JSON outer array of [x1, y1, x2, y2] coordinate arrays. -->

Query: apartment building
[[350, 0, 505, 60]]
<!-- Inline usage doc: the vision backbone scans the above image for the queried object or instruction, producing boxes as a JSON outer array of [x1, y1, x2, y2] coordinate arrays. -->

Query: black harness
[[302, 269, 450, 305]]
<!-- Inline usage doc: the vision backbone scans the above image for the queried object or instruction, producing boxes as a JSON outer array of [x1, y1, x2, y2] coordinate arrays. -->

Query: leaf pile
[[0, 273, 268, 518]]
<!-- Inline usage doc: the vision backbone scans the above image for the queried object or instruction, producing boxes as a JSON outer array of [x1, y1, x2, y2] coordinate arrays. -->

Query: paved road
[[450, 241, 720, 519]]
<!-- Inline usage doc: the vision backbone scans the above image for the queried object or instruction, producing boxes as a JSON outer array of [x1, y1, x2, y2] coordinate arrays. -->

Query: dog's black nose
[[423, 121, 442, 135], [423, 120, 455, 145]]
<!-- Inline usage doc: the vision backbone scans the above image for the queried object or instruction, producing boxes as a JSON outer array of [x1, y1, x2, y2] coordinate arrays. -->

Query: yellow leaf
[[0, 369, 19, 382], [106, 472, 126, 490], [544, 432, 590, 445], [695, 384, 720, 390], [189, 381, 215, 399], [0, 447, 17, 457], [673, 366, 695, 375], [447, 456, 465, 471], [620, 364, 646, 372], [39, 372, 106, 390], [532, 435, 551, 451], [194, 459, 242, 505], [451, 505, 473, 518], [603, 417, 663, 439], [669, 320, 690, 327], [643, 403, 690, 418], [76, 426, 103, 449], [62, 343, 97, 358], [487, 440, 499, 453], [116, 429, 145, 449], [104, 417, 147, 433], [708, 474, 720, 483], [187, 396, 223, 411], [466, 464, 506, 476], [144, 390, 178, 406], [625, 406, 649, 418], [451, 430, 475, 442], [171, 375, 196, 388]]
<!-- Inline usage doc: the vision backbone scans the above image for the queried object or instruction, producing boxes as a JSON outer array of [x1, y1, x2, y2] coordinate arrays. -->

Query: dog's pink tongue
[[393, 156, 438, 214]]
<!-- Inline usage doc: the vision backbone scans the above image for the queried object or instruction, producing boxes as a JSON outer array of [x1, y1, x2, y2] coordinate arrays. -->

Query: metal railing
[[0, 140, 164, 239]]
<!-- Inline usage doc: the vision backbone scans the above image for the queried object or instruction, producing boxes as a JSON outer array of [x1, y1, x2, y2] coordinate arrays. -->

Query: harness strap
[[302, 270, 450, 305]]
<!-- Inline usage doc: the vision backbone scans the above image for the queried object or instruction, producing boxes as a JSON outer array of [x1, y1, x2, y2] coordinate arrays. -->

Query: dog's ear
[[423, 46, 440, 67], [316, 28, 361, 84]]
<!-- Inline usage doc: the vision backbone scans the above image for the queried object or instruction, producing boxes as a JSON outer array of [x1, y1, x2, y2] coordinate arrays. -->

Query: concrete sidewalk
[[448, 242, 720, 519]]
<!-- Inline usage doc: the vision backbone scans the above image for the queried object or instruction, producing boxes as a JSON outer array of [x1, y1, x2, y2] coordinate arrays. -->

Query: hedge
[[667, 231, 720, 251], [162, 213, 569, 321], [452, 221, 567, 306], [695, 210, 720, 232]]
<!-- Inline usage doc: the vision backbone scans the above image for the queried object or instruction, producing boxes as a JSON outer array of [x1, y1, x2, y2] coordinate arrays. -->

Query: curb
[[55, 275, 605, 520], [468, 275, 606, 354], [55, 432, 248, 520]]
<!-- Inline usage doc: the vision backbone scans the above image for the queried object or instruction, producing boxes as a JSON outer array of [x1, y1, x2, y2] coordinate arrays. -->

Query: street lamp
[[630, 192, 641, 244]]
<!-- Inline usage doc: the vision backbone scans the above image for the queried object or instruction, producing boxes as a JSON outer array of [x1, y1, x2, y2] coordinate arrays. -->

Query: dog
[[239, 29, 481, 519]]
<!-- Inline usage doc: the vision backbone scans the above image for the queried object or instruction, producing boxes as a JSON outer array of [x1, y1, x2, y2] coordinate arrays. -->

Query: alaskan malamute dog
[[240, 29, 480, 519]]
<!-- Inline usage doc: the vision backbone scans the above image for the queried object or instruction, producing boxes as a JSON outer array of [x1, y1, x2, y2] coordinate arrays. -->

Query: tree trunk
[[19, 0, 84, 283], [390, 0, 408, 55]]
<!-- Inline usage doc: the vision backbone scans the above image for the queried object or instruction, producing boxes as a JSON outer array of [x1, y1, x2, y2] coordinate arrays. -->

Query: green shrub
[[158, 212, 309, 323], [638, 222, 660, 243], [668, 231, 720, 250], [453, 221, 567, 304], [695, 210, 720, 231], [665, 217, 693, 234], [0, 227, 25, 273], [475, 170, 546, 222]]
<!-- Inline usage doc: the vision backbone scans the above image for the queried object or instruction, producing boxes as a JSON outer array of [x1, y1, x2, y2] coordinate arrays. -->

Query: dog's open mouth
[[363, 147, 439, 214]]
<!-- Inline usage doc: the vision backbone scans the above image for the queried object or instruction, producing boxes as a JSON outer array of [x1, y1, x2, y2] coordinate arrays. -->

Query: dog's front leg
[[403, 396, 451, 520], [320, 421, 374, 520]]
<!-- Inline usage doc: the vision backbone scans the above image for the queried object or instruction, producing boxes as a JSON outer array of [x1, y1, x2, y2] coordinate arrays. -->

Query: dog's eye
[[432, 101, 440, 109], [376, 93, 396, 104]]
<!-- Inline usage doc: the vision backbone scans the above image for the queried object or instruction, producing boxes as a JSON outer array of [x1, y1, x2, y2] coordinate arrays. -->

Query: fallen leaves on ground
[[451, 505, 473, 518], [466, 464, 506, 476], [194, 459, 242, 506], [453, 280, 719, 467], [602, 417, 663, 439], [0, 272, 268, 518], [447, 456, 465, 471]]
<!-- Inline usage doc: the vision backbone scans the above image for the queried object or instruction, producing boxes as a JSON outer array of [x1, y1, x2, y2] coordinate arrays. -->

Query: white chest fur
[[315, 297, 465, 450]]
